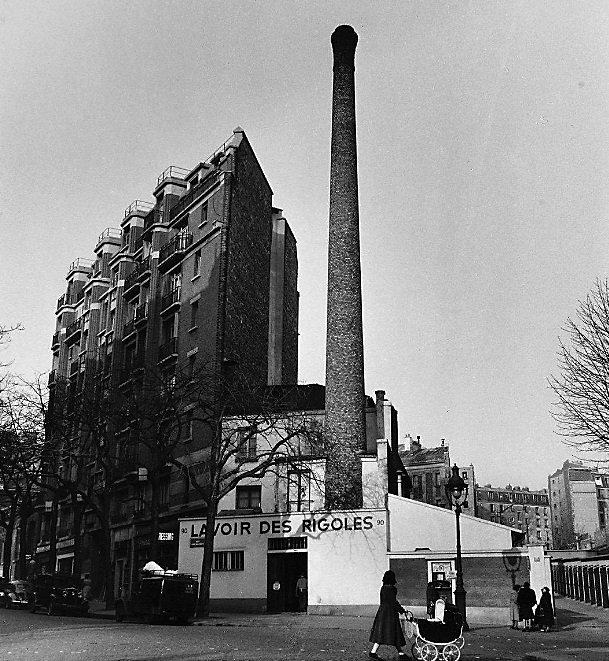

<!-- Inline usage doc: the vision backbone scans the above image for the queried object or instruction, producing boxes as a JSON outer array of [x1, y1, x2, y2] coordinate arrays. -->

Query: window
[[193, 250, 201, 278], [236, 430, 257, 461], [201, 202, 208, 225], [268, 537, 307, 550], [288, 469, 311, 512], [213, 550, 244, 571], [190, 301, 199, 329], [236, 485, 261, 510]]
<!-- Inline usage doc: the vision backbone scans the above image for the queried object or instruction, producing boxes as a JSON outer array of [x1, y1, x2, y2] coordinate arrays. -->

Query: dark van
[[115, 570, 198, 624]]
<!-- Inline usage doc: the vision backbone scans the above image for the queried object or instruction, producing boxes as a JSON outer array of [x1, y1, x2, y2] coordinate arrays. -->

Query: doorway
[[267, 552, 307, 613]]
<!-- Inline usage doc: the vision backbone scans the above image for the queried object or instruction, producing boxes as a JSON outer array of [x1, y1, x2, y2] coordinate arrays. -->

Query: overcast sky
[[2, 1, 609, 490]]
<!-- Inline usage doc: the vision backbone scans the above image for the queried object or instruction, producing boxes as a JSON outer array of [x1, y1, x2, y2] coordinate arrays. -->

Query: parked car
[[29, 574, 89, 616], [115, 570, 198, 624], [0, 580, 33, 609]]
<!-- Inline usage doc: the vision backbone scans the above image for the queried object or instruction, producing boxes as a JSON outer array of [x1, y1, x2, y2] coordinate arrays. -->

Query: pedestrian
[[509, 584, 520, 629], [369, 570, 408, 660], [517, 582, 537, 631], [295, 574, 308, 612], [426, 581, 439, 619], [81, 573, 92, 603], [534, 586, 555, 632]]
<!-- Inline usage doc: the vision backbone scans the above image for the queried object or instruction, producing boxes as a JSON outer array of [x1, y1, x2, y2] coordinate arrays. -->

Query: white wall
[[388, 493, 515, 552], [178, 509, 388, 610]]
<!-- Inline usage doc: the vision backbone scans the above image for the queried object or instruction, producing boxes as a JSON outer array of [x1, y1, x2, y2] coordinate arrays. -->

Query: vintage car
[[29, 574, 89, 616], [0, 580, 33, 609], [115, 569, 198, 624]]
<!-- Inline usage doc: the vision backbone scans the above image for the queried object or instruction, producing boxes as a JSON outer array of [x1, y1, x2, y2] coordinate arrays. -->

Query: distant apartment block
[[475, 484, 551, 546], [399, 435, 476, 515], [549, 460, 609, 550]]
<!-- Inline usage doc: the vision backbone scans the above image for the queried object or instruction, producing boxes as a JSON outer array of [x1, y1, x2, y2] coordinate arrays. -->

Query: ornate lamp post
[[445, 464, 469, 631]]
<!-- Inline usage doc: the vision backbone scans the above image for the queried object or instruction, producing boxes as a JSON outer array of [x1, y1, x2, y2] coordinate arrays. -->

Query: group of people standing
[[510, 582, 554, 632]]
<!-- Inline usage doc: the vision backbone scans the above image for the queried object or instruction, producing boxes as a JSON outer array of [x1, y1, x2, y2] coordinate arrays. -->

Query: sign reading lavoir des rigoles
[[185, 513, 386, 547]]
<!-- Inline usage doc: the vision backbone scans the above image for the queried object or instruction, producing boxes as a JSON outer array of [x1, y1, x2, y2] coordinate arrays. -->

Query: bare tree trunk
[[148, 475, 160, 563], [197, 497, 218, 618], [16, 506, 30, 579], [72, 499, 83, 579], [2, 507, 16, 579], [48, 498, 58, 573], [100, 524, 114, 610]]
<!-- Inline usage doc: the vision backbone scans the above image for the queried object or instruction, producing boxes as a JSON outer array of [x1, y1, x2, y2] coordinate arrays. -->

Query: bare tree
[[166, 370, 326, 618], [549, 279, 609, 460], [0, 375, 44, 579]]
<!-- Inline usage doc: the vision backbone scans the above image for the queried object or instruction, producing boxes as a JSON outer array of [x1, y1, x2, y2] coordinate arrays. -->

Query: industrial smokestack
[[324, 25, 365, 510]]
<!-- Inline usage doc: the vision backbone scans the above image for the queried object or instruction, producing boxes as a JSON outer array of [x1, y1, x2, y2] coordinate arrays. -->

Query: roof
[[400, 446, 449, 467]]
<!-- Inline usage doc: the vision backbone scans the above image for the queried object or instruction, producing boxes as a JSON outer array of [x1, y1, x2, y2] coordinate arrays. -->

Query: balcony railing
[[156, 165, 190, 187], [96, 227, 122, 248], [169, 168, 222, 221], [124, 200, 154, 219], [160, 288, 181, 312], [48, 370, 56, 386], [158, 338, 178, 362], [123, 319, 136, 338], [57, 294, 66, 310], [159, 232, 193, 268], [135, 301, 148, 323], [65, 319, 82, 342], [51, 332, 60, 348]]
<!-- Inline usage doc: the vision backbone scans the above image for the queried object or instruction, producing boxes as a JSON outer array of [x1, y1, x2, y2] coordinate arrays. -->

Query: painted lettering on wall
[[188, 514, 382, 546]]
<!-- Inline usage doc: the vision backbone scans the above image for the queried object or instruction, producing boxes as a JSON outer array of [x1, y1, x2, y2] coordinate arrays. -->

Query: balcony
[[123, 256, 152, 297], [51, 332, 60, 349], [158, 337, 178, 362], [65, 319, 82, 344], [160, 288, 181, 314], [48, 370, 56, 386], [156, 165, 190, 187], [69, 359, 79, 375], [169, 168, 222, 222], [143, 207, 164, 232], [123, 319, 136, 339], [135, 301, 148, 325], [124, 200, 154, 220], [159, 232, 193, 270], [57, 294, 66, 310]]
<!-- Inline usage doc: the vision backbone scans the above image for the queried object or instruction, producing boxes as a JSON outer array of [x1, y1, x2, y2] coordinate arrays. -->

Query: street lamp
[[445, 464, 469, 631]]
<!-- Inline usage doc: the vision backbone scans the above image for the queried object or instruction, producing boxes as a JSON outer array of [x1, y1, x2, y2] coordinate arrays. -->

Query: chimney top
[[331, 25, 358, 54]]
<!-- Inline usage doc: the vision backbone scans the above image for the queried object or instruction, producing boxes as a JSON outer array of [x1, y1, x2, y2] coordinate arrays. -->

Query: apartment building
[[38, 128, 299, 594], [475, 484, 551, 547], [398, 435, 476, 515], [548, 460, 609, 550]]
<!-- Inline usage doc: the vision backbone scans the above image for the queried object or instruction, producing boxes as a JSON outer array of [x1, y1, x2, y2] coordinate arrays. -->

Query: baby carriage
[[403, 599, 465, 661]]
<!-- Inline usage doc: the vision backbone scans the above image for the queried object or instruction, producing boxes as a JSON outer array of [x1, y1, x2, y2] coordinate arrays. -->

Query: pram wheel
[[419, 642, 438, 661], [411, 641, 424, 660], [441, 643, 460, 661]]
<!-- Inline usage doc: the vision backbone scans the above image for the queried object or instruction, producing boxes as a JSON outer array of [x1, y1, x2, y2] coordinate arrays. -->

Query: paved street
[[0, 596, 607, 661]]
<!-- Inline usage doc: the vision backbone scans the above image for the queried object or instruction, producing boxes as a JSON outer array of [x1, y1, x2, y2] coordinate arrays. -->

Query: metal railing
[[160, 288, 181, 311], [97, 227, 121, 245], [158, 337, 178, 361], [124, 200, 154, 219], [65, 319, 81, 338], [156, 165, 190, 187], [135, 301, 148, 322], [159, 232, 193, 264], [169, 168, 222, 221]]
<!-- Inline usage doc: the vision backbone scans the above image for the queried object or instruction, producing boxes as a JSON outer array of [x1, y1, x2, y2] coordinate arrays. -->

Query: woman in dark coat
[[517, 582, 537, 631], [369, 570, 407, 659], [535, 587, 555, 632]]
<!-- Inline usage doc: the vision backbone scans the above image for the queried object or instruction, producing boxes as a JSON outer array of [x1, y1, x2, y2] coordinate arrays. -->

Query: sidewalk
[[88, 595, 609, 660]]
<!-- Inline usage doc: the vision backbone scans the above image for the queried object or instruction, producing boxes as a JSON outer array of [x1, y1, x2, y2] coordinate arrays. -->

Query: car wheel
[[115, 604, 125, 622]]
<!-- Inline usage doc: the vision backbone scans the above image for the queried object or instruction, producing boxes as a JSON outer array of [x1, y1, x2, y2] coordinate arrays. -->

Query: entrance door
[[267, 553, 307, 613]]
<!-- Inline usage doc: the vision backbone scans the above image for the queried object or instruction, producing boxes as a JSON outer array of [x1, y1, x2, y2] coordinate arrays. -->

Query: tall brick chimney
[[324, 25, 365, 510]]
